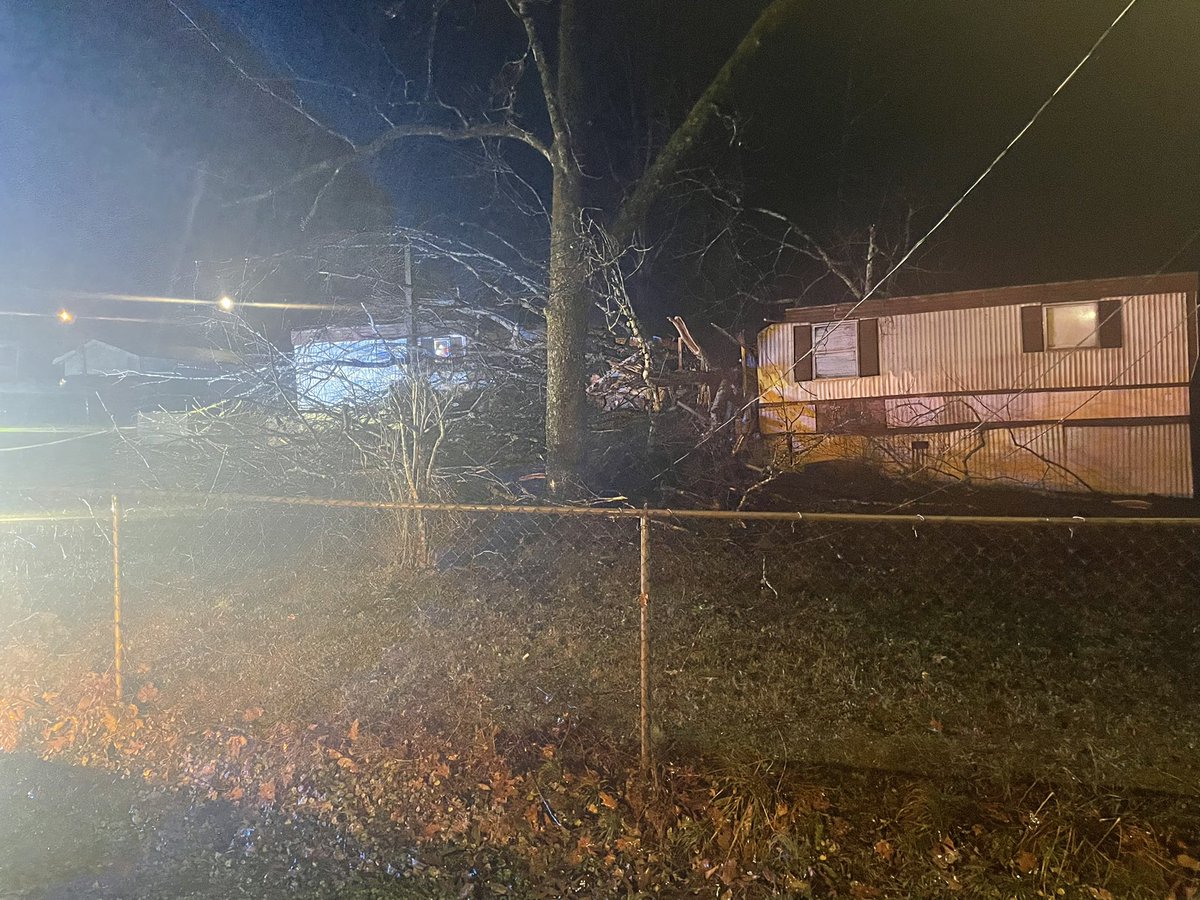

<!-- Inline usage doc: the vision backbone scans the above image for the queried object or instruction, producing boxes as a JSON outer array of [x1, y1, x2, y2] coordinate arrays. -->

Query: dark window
[[858, 318, 881, 376], [1097, 298, 1124, 348], [1020, 305, 1045, 353], [792, 325, 813, 381]]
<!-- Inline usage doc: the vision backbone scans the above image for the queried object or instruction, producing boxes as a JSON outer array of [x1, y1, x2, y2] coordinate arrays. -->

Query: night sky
[[1, 0, 1198, 346]]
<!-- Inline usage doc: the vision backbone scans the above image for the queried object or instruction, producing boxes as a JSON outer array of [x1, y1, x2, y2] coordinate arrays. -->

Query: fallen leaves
[[136, 682, 161, 704], [614, 834, 639, 853], [2, 662, 1197, 900], [933, 835, 961, 869], [0, 698, 29, 752], [327, 748, 358, 772], [1014, 848, 1039, 874], [43, 715, 79, 753]]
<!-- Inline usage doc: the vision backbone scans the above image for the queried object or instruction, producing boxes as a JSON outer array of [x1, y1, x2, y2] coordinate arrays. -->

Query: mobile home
[[757, 272, 1200, 497]]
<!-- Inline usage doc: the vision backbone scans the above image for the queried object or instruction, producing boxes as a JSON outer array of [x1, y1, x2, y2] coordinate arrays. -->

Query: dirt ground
[[732, 459, 1200, 518], [3, 504, 1200, 897]]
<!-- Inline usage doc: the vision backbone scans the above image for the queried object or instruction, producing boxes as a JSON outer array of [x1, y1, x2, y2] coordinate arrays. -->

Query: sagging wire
[[654, 0, 1143, 481]]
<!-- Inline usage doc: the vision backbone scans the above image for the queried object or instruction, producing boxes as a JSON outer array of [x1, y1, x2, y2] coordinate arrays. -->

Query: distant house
[[0, 339, 91, 435], [54, 339, 241, 380], [291, 325, 468, 409], [53, 338, 244, 426], [757, 272, 1200, 498]]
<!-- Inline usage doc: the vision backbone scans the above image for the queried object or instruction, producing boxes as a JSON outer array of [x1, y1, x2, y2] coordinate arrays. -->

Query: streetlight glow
[[57, 309, 75, 324], [218, 295, 235, 312]]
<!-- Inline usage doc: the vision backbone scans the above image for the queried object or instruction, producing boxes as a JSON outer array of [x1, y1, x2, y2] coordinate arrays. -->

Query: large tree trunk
[[199, 0, 804, 495], [542, 0, 801, 492], [544, 165, 587, 494], [222, 0, 802, 494], [543, 0, 587, 494]]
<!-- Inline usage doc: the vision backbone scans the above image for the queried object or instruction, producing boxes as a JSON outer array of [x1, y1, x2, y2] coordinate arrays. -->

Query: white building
[[54, 339, 240, 379], [291, 325, 468, 409]]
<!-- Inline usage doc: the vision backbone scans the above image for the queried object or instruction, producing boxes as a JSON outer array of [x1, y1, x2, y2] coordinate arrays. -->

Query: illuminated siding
[[757, 276, 1198, 496]]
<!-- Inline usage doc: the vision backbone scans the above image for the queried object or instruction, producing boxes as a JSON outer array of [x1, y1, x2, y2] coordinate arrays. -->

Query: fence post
[[111, 494, 124, 704], [639, 507, 651, 783]]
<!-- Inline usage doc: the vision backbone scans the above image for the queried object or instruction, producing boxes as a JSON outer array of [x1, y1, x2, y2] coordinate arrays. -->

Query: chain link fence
[[3, 490, 1199, 789], [649, 512, 1200, 790]]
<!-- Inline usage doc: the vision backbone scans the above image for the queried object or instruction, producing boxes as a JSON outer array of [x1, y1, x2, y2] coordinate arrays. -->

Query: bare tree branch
[[423, 0, 453, 102], [232, 120, 553, 206], [300, 163, 347, 231], [753, 207, 865, 299], [513, 0, 568, 167], [168, 0, 357, 151], [610, 0, 803, 245]]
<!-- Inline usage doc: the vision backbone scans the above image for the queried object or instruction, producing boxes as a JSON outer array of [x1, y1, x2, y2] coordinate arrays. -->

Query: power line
[[902, 222, 1200, 467], [659, 0, 1143, 477], [0, 429, 119, 453], [867, 221, 1200, 513]]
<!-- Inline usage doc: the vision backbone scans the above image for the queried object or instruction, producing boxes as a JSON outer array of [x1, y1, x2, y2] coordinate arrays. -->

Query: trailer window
[[811, 322, 859, 378], [1045, 303, 1099, 350]]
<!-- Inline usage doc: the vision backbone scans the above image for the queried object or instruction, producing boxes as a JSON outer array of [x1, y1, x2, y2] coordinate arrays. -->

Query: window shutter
[[857, 318, 880, 376], [792, 325, 813, 381], [1020, 305, 1044, 353], [1097, 298, 1124, 348]]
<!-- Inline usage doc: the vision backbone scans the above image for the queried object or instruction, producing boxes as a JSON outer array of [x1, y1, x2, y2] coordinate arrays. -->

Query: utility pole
[[402, 243, 415, 369]]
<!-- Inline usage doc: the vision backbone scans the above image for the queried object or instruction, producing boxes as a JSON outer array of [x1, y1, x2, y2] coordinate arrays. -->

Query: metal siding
[[965, 426, 1074, 490], [883, 386, 1188, 429], [783, 272, 1199, 323], [759, 292, 1190, 405], [756, 291, 1195, 497], [757, 323, 795, 407], [780, 423, 1192, 497], [759, 402, 815, 435], [1065, 423, 1193, 497]]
